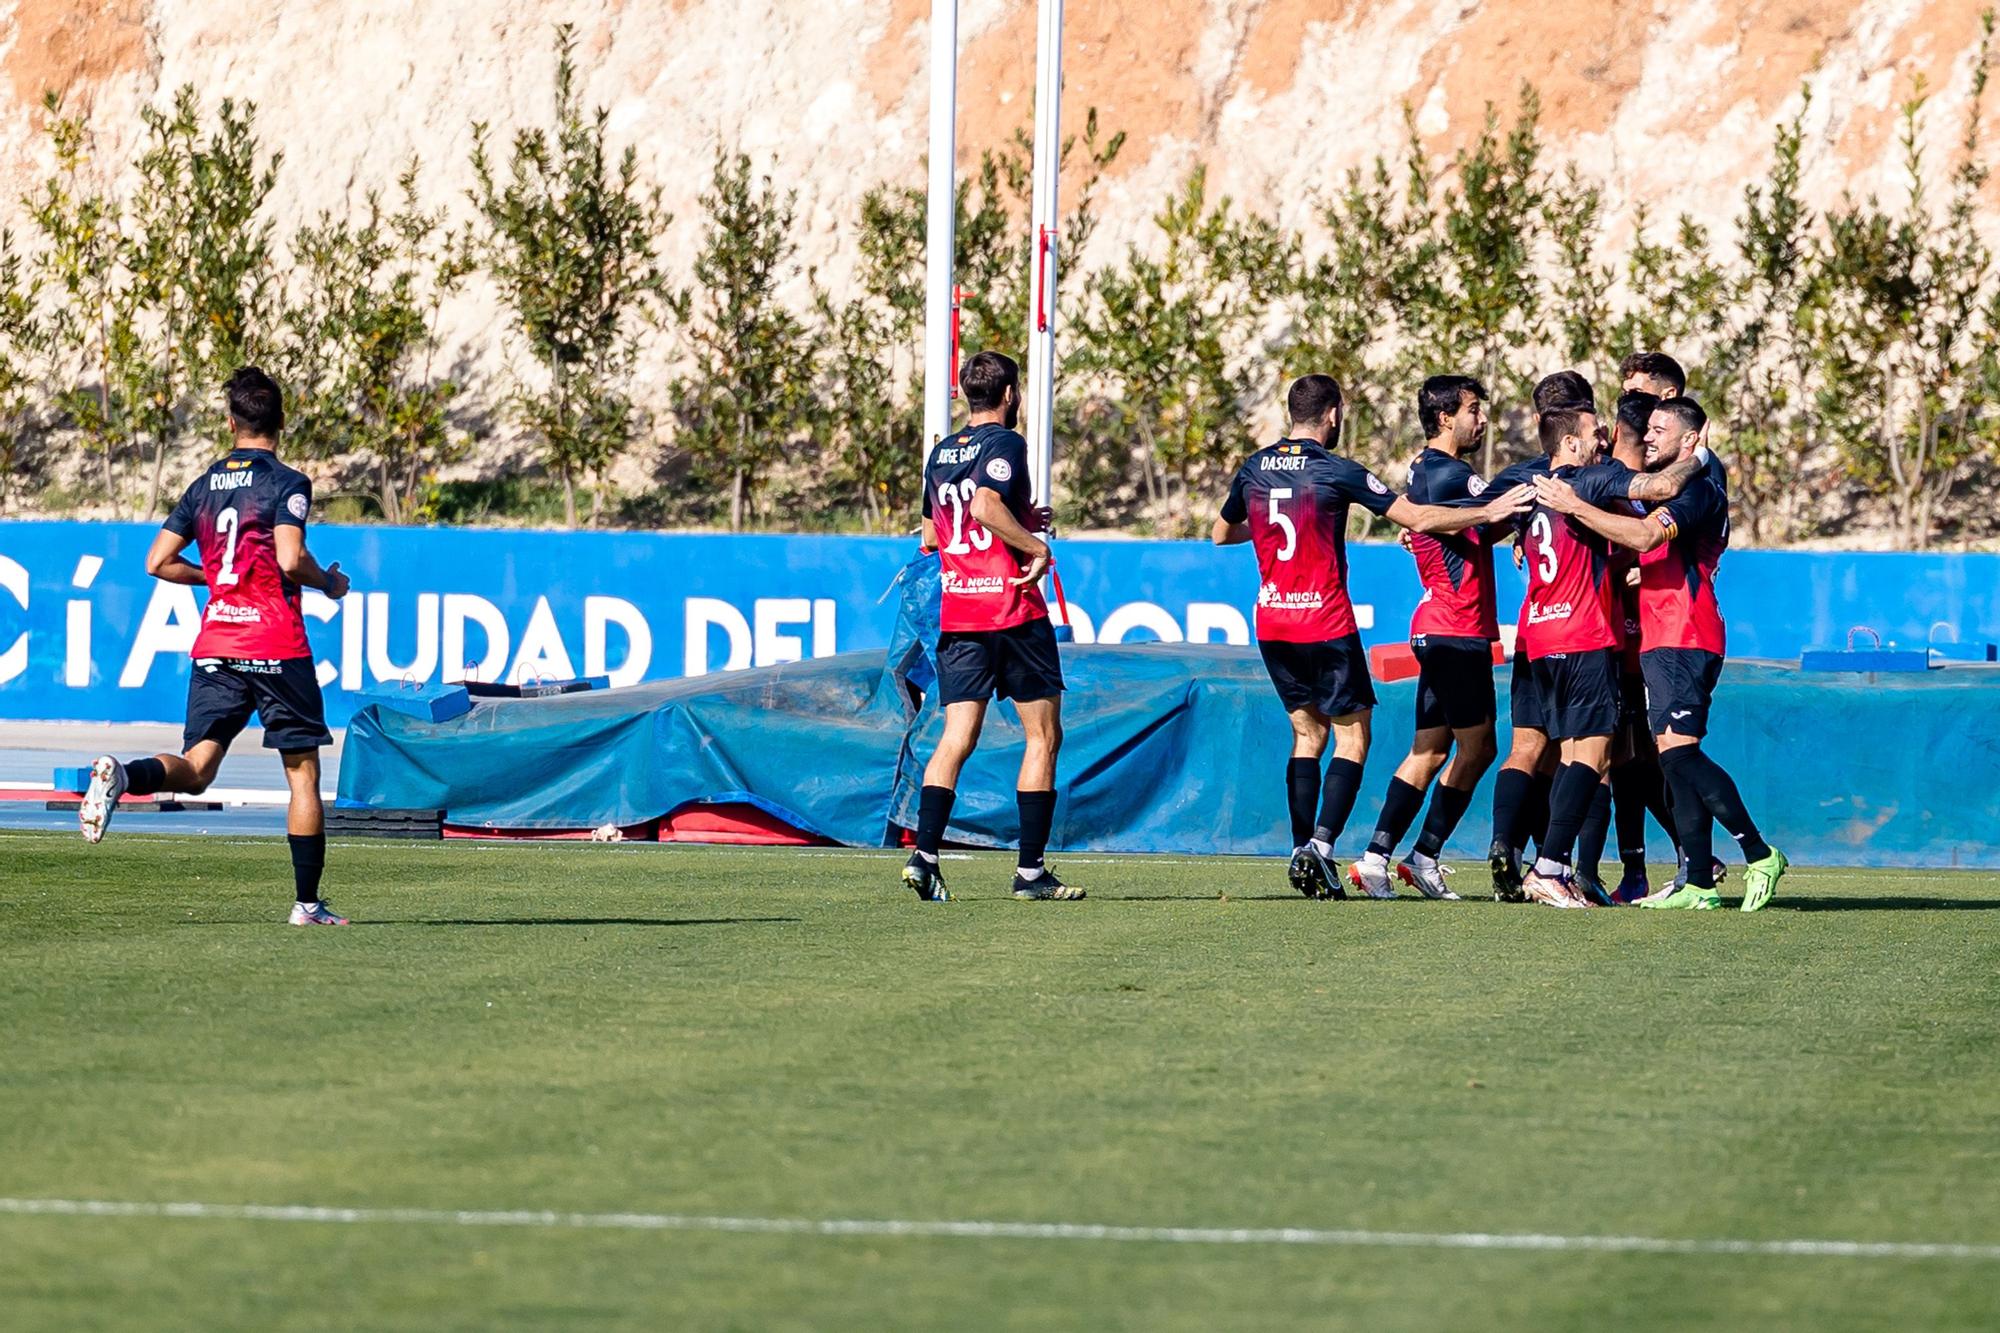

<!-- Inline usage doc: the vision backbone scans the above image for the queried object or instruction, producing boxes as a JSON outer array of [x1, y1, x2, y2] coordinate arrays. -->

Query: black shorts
[[1412, 635, 1497, 731], [936, 619, 1065, 706], [1528, 649, 1622, 741], [1258, 633, 1377, 717], [1509, 647, 1546, 734], [1641, 648, 1724, 739], [185, 656, 332, 753]]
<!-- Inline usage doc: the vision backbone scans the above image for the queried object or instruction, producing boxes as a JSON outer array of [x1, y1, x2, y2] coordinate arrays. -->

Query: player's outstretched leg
[[78, 756, 128, 844], [281, 749, 346, 925], [1009, 698, 1081, 901], [79, 749, 214, 844]]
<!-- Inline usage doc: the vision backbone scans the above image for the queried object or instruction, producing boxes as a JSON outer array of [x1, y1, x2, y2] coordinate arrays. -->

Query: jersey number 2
[[1529, 511, 1558, 583], [939, 480, 994, 555], [215, 506, 243, 587]]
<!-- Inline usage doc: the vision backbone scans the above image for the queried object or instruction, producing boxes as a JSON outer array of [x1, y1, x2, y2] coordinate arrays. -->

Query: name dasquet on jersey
[[1259, 454, 1309, 472], [208, 470, 256, 492]]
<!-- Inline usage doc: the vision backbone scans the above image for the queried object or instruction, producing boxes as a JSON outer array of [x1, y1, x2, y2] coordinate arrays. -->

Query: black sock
[[124, 757, 167, 797], [1648, 763, 1681, 856], [1366, 778, 1426, 857], [1016, 790, 1056, 870], [1490, 767, 1532, 850], [1538, 762, 1601, 867], [1676, 748, 1771, 863], [1610, 760, 1650, 875], [288, 832, 325, 904], [1413, 782, 1475, 858], [915, 784, 955, 858], [1658, 749, 1716, 887], [1312, 758, 1364, 847], [1575, 780, 1612, 881], [1285, 758, 1320, 848], [1523, 771, 1555, 855]]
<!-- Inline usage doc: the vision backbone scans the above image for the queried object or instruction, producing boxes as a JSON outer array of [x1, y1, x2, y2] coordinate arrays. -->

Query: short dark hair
[[1532, 370, 1595, 417], [1538, 406, 1592, 456], [960, 351, 1019, 412], [1616, 390, 1660, 441], [1287, 374, 1343, 426], [225, 366, 284, 437], [1656, 395, 1707, 435], [1620, 351, 1686, 396], [1417, 375, 1486, 439]]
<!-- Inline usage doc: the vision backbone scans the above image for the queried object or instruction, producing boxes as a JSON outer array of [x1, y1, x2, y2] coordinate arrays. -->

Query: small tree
[[282, 162, 475, 522], [0, 229, 50, 512], [671, 150, 817, 530], [470, 23, 673, 527]]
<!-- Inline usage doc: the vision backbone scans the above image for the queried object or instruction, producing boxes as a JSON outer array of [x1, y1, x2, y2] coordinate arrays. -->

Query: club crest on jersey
[[1366, 473, 1389, 495], [288, 493, 310, 520], [1467, 475, 1488, 496], [985, 457, 1013, 482]]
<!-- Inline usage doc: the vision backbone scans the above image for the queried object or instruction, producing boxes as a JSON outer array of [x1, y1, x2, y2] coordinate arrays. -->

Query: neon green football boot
[[1641, 885, 1722, 910], [1740, 847, 1788, 913]]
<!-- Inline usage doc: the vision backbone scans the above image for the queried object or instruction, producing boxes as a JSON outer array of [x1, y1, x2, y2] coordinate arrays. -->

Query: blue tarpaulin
[[340, 637, 2000, 869]]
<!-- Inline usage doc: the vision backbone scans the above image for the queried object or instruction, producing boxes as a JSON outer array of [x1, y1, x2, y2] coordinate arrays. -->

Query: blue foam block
[[1929, 642, 1998, 663], [52, 766, 92, 793], [1800, 648, 1933, 673], [352, 680, 473, 723]]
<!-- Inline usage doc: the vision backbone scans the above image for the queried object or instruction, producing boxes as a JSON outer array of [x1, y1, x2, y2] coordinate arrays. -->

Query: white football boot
[[78, 756, 127, 845]]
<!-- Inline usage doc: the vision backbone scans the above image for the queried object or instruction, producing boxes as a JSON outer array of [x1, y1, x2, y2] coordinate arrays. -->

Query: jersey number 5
[[1267, 488, 1297, 562], [215, 505, 243, 587], [1529, 511, 1558, 584], [939, 480, 994, 555]]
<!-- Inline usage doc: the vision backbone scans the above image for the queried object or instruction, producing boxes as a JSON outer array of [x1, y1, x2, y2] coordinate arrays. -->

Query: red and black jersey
[[162, 447, 314, 661], [1638, 453, 1729, 654], [923, 423, 1048, 633], [1221, 438, 1398, 643], [1520, 462, 1636, 660], [1404, 447, 1498, 642]]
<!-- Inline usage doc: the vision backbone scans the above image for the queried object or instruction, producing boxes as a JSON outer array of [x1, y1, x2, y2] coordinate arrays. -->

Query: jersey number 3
[[938, 480, 994, 555], [1529, 511, 1558, 583]]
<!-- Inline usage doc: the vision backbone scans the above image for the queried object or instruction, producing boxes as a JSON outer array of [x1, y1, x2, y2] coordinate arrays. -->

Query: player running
[[1213, 374, 1531, 900], [902, 351, 1079, 904], [77, 368, 353, 926], [1532, 396, 1788, 911], [1349, 375, 1504, 902]]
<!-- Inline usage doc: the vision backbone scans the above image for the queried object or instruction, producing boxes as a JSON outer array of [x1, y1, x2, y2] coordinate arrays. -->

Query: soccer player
[[77, 367, 354, 926], [1213, 374, 1531, 899], [903, 350, 1079, 904], [1620, 350, 1686, 400], [1532, 397, 1788, 911], [1349, 375, 1503, 901]]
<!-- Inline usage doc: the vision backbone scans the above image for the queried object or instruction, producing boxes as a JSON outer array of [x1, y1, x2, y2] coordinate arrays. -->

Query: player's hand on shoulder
[[1010, 548, 1050, 588], [1531, 475, 1581, 514], [1487, 483, 1535, 519], [324, 561, 351, 599]]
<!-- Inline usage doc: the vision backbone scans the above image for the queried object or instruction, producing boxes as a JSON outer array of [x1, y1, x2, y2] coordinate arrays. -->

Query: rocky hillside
[[3, 0, 1990, 302]]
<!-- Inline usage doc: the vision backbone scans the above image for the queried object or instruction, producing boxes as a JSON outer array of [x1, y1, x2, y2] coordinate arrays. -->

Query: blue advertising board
[[0, 519, 1996, 727]]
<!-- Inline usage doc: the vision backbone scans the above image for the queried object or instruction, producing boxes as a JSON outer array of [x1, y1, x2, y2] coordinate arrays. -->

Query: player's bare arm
[[274, 525, 351, 599], [1212, 517, 1251, 546], [1386, 483, 1533, 535], [1532, 475, 1667, 553], [143, 529, 208, 587], [969, 487, 1052, 588], [1623, 449, 1705, 504], [920, 516, 939, 552]]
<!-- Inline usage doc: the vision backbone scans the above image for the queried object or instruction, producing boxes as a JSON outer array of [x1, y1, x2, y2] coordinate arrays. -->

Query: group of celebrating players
[[72, 350, 1786, 924], [907, 349, 1786, 912]]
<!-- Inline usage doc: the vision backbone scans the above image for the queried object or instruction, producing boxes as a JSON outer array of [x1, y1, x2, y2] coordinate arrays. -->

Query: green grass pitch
[[2, 830, 1998, 1331]]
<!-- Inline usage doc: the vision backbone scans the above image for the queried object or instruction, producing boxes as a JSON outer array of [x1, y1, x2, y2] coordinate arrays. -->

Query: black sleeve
[[1658, 479, 1725, 540], [1220, 466, 1250, 524], [161, 484, 198, 538], [1329, 457, 1399, 517], [1572, 460, 1636, 505], [273, 473, 313, 530], [972, 433, 1031, 510], [921, 470, 934, 519]]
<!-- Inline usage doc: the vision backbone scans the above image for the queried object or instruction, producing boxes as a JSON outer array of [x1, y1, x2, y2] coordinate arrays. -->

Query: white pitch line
[[0, 1198, 1993, 1261]]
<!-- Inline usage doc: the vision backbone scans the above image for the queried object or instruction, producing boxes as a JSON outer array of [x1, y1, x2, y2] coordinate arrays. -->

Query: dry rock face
[[0, 0, 1992, 417]]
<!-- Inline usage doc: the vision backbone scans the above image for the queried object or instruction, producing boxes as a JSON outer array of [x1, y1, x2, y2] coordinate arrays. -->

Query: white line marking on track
[[0, 1198, 1994, 1260]]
